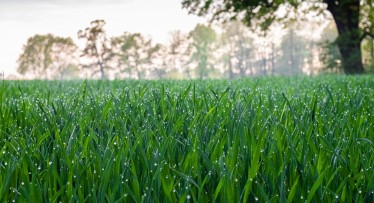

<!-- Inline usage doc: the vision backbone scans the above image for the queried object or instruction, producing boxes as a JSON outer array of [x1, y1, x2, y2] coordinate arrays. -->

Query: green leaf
[[307, 169, 327, 203], [287, 176, 299, 203]]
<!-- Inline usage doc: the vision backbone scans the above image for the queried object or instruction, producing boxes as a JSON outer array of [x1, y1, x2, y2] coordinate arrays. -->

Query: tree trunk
[[98, 61, 105, 79], [270, 43, 275, 75], [290, 29, 295, 72], [371, 39, 373, 59], [228, 59, 234, 79], [326, 0, 364, 74]]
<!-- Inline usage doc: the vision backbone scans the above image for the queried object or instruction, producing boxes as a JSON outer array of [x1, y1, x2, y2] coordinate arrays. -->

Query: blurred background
[[1, 0, 373, 80]]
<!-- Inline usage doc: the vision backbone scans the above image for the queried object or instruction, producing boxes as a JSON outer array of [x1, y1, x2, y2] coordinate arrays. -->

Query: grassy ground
[[0, 76, 373, 202]]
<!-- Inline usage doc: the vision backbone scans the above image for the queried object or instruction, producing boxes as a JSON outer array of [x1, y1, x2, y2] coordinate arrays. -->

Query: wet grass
[[0, 76, 373, 202]]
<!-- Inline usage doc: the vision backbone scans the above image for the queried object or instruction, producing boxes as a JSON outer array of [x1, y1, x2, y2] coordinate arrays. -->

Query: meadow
[[0, 76, 373, 202]]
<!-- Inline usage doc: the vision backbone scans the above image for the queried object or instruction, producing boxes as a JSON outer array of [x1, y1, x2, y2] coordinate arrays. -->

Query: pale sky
[[0, 0, 206, 76]]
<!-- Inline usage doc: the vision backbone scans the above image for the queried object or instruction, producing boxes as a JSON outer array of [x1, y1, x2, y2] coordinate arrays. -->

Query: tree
[[277, 25, 309, 75], [17, 34, 78, 79], [361, 1, 374, 72], [149, 44, 168, 79], [167, 31, 193, 79], [182, 0, 374, 74], [78, 19, 113, 79], [318, 21, 343, 73], [189, 24, 217, 79], [111, 32, 160, 79], [252, 31, 276, 76], [219, 21, 255, 78]]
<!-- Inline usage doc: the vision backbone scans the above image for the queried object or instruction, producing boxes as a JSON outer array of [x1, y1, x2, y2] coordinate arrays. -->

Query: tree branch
[[361, 32, 374, 41]]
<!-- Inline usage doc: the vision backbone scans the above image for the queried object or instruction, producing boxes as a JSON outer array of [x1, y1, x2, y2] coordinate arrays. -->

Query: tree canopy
[[17, 34, 77, 79], [189, 24, 217, 79], [78, 20, 113, 79], [111, 32, 161, 79], [182, 0, 374, 74]]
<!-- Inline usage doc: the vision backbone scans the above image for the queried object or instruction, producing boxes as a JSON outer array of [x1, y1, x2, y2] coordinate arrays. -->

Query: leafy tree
[[219, 21, 255, 78], [252, 30, 277, 75], [78, 19, 113, 79], [362, 38, 374, 72], [189, 24, 217, 79], [182, 0, 374, 74], [149, 44, 168, 79], [17, 34, 78, 79], [111, 32, 160, 79], [318, 21, 343, 73], [167, 31, 193, 79], [277, 25, 309, 75], [361, 1, 374, 72]]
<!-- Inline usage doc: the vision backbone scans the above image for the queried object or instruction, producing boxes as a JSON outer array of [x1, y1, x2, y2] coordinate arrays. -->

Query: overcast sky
[[0, 0, 206, 76]]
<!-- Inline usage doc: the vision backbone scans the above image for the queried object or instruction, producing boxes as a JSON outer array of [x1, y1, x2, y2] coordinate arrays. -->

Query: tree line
[[182, 0, 374, 75], [17, 18, 373, 80]]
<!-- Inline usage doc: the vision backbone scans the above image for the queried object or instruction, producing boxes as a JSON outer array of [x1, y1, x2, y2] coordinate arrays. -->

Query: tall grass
[[0, 76, 373, 202]]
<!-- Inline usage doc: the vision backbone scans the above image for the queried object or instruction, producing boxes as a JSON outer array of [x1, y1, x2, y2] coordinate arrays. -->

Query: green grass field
[[0, 76, 373, 202]]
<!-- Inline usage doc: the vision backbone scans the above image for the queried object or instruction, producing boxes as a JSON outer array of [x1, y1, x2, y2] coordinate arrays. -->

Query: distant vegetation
[[183, 0, 374, 74], [15, 20, 374, 80], [13, 0, 373, 80], [0, 76, 373, 201], [3, 1, 373, 202]]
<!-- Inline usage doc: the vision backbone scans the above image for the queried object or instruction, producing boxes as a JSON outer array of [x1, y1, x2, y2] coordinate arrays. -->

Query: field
[[0, 76, 373, 202]]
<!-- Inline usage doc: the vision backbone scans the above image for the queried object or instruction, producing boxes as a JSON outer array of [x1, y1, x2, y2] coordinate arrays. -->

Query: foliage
[[0, 76, 373, 202], [360, 0, 374, 38], [78, 19, 113, 79], [219, 21, 255, 78], [182, 0, 372, 74], [362, 38, 374, 72], [166, 31, 193, 79], [361, 0, 374, 72], [318, 21, 343, 73], [17, 34, 78, 79], [111, 32, 161, 79], [277, 25, 309, 75], [182, 0, 287, 31], [189, 24, 217, 79]]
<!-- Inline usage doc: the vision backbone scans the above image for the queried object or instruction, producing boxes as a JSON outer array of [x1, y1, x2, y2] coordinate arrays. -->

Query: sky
[[0, 0, 206, 76]]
